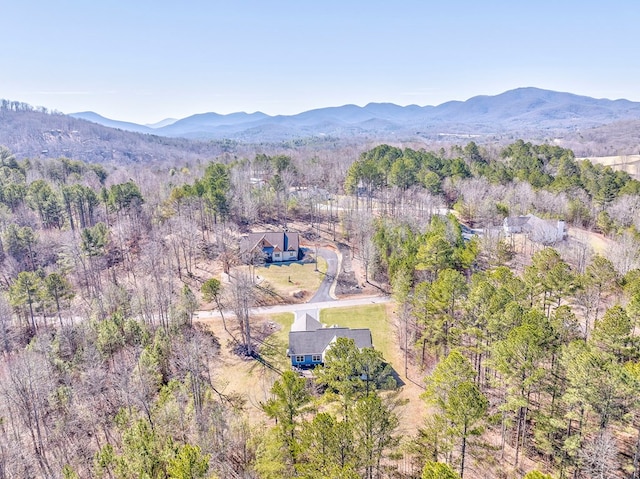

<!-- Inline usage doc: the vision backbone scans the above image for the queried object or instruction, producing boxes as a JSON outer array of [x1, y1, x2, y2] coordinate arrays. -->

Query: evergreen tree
[[591, 305, 634, 361], [167, 444, 210, 479], [44, 272, 74, 326], [261, 370, 312, 471], [491, 312, 552, 467], [9, 270, 43, 332], [421, 461, 461, 479], [423, 350, 486, 474], [352, 393, 400, 479], [201, 278, 227, 332], [299, 413, 356, 477]]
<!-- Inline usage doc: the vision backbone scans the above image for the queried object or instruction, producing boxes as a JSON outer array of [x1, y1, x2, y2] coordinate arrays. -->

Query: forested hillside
[[0, 101, 237, 164], [70, 88, 640, 148], [0, 137, 640, 478], [4, 93, 640, 166]]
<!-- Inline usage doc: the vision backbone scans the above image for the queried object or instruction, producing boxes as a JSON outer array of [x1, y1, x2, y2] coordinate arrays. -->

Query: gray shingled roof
[[288, 328, 373, 356], [243, 231, 300, 253], [291, 310, 322, 332], [504, 216, 530, 227]]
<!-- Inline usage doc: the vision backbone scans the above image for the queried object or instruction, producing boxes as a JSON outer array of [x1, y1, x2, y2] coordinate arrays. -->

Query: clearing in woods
[[579, 154, 640, 179], [198, 302, 426, 435]]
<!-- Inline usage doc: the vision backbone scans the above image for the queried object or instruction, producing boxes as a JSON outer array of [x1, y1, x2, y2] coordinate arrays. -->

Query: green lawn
[[261, 304, 392, 369], [269, 312, 294, 344], [255, 257, 327, 298], [320, 304, 392, 362]]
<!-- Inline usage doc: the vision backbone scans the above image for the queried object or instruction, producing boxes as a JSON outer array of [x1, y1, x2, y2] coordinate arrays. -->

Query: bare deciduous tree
[[1, 351, 55, 477], [579, 431, 618, 479], [607, 231, 640, 275], [229, 269, 255, 356]]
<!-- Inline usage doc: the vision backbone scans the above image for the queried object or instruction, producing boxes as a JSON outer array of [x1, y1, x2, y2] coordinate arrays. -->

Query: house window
[[295, 355, 305, 363], [312, 355, 322, 362]]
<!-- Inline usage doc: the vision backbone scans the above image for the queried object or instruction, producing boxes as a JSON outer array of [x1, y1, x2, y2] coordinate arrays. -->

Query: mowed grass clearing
[[211, 302, 425, 434], [320, 303, 392, 361], [260, 304, 392, 365], [255, 257, 327, 298]]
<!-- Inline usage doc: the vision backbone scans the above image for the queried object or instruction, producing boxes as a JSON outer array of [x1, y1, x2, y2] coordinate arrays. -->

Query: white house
[[503, 214, 566, 245], [242, 231, 301, 263]]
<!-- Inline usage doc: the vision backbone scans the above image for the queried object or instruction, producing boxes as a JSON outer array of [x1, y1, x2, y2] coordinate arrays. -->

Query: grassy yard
[[260, 304, 392, 366], [320, 304, 393, 361], [255, 257, 327, 298], [269, 312, 294, 342], [212, 302, 424, 434]]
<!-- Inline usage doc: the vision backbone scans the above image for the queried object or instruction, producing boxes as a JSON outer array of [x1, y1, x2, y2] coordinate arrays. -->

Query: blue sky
[[2, 1, 639, 123]]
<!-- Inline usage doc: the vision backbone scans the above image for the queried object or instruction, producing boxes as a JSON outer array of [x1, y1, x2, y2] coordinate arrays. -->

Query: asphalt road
[[194, 294, 391, 320]]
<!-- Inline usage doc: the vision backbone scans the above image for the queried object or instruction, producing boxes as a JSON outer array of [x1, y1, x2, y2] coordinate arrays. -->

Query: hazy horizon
[[2, 1, 639, 124]]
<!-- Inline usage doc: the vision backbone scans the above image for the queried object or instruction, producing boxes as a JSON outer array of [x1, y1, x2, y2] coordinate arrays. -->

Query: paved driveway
[[194, 246, 391, 321], [308, 247, 338, 303]]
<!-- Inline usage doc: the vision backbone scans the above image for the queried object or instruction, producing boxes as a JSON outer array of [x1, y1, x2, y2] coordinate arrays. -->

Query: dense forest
[[0, 137, 640, 478]]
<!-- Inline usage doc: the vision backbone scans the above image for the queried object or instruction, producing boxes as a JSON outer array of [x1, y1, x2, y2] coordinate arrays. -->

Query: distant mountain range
[[69, 87, 640, 142], [2, 87, 640, 164]]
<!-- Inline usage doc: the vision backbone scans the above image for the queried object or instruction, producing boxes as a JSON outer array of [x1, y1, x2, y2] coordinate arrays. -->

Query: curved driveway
[[194, 247, 392, 321], [308, 247, 338, 303]]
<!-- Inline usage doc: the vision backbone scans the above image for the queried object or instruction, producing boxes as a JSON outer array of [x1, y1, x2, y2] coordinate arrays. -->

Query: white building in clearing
[[503, 214, 566, 245], [241, 231, 301, 263]]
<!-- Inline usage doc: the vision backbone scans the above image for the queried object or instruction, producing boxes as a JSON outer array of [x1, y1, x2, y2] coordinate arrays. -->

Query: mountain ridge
[[3, 87, 640, 163], [67, 87, 640, 140]]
